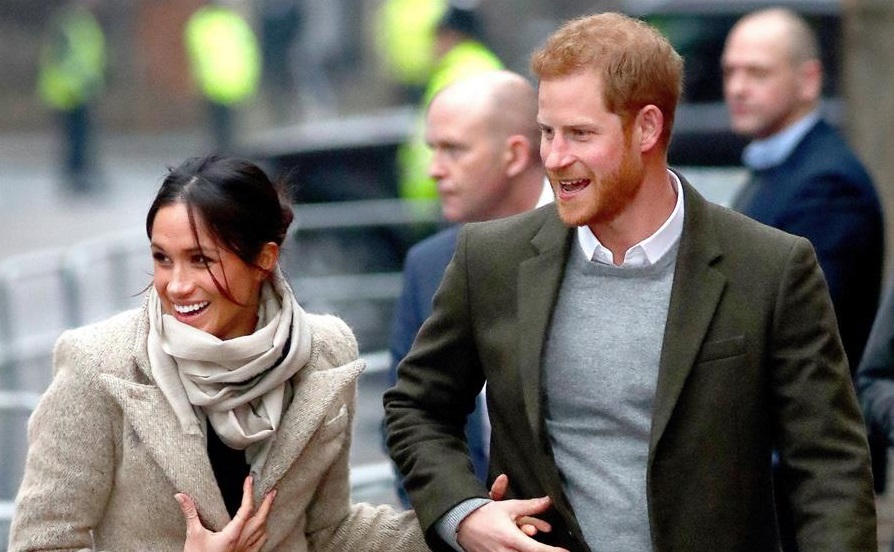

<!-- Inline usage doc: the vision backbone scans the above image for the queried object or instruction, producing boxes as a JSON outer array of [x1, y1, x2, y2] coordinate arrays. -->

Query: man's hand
[[178, 476, 276, 552], [458, 487, 569, 552]]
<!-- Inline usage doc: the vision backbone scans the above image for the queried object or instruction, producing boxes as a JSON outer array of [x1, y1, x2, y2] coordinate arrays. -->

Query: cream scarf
[[147, 268, 311, 474]]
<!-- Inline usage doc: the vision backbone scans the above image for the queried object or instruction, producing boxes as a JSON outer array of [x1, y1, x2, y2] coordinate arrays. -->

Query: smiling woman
[[8, 155, 429, 552]]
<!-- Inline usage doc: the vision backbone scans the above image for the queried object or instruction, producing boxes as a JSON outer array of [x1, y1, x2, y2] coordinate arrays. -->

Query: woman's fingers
[[489, 473, 509, 500], [516, 514, 553, 537], [176, 478, 276, 552], [232, 476, 256, 526], [253, 489, 277, 522], [176, 493, 203, 535], [234, 478, 276, 552]]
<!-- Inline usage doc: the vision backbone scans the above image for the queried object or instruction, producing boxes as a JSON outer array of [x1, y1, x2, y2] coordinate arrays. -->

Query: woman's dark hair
[[146, 155, 294, 299]]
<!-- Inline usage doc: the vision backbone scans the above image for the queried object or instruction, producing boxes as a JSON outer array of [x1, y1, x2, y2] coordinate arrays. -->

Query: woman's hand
[[489, 473, 554, 537], [178, 475, 276, 552]]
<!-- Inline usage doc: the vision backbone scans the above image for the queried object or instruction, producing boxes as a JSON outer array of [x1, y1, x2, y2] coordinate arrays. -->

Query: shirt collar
[[577, 170, 685, 268], [742, 110, 820, 170]]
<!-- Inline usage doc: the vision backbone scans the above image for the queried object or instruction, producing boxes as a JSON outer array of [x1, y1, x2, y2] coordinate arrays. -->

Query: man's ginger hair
[[531, 12, 683, 147]]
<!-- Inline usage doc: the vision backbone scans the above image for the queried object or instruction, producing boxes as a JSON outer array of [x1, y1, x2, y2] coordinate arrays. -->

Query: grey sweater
[[542, 243, 678, 551]]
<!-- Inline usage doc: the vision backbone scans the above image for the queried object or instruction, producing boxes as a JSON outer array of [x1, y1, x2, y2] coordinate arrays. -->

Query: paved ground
[[2, 130, 893, 548], [0, 131, 197, 260]]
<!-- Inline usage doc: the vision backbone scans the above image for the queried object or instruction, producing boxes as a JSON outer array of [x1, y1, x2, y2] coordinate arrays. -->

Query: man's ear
[[798, 59, 823, 103], [504, 135, 533, 178], [636, 105, 664, 153]]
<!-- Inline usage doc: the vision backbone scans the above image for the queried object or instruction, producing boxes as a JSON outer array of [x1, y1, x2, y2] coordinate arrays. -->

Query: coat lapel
[[649, 181, 726, 454], [98, 309, 231, 529], [99, 371, 231, 529], [517, 210, 573, 481], [256, 358, 364, 495]]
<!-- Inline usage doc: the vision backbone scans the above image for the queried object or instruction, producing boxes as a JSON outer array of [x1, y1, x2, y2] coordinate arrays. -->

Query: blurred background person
[[36, 0, 107, 197], [184, 0, 261, 154], [394, 1, 503, 203], [374, 0, 447, 105], [722, 7, 886, 550], [387, 69, 550, 507], [290, 0, 345, 120], [258, 0, 303, 125], [723, 7, 883, 378], [857, 277, 894, 552]]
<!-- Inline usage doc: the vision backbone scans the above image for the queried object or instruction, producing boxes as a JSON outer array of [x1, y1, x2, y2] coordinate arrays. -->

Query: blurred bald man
[[724, 8, 883, 377], [387, 70, 550, 506], [723, 8, 885, 550]]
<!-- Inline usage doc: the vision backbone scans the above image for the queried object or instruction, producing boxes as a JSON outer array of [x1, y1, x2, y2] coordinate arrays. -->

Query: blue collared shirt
[[742, 111, 821, 170]]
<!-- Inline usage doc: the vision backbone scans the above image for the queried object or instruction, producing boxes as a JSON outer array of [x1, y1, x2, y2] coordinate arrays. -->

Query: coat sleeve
[[771, 237, 877, 550], [8, 331, 117, 552], [303, 381, 428, 552], [383, 225, 490, 550]]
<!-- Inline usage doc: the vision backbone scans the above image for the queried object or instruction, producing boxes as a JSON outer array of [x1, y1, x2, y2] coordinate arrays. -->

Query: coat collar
[[649, 178, 725, 455], [99, 305, 364, 529], [518, 206, 573, 448]]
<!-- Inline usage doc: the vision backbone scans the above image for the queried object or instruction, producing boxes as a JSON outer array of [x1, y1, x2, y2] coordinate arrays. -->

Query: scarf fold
[[147, 268, 312, 474]]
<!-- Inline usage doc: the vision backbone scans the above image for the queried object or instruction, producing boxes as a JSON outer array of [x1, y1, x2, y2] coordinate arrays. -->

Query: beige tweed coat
[[9, 302, 428, 552]]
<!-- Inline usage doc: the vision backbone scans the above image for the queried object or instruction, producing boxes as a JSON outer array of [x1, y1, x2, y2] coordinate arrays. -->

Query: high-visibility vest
[[422, 40, 503, 106], [398, 40, 504, 200], [374, 0, 447, 88], [37, 4, 106, 111], [184, 6, 260, 105]]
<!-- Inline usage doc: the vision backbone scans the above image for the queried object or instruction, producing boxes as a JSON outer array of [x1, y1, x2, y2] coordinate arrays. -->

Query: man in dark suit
[[723, 9, 886, 545], [384, 12, 876, 552], [388, 70, 550, 506], [724, 7, 884, 380]]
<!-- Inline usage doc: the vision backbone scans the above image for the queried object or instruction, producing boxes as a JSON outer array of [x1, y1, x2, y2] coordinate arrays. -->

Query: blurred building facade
[[0, 1, 886, 151]]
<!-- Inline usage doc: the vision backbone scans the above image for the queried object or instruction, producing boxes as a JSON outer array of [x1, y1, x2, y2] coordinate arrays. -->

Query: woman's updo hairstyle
[[146, 155, 294, 271]]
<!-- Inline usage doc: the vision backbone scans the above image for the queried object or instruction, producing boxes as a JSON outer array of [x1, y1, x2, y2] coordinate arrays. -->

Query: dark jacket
[[734, 119, 884, 372]]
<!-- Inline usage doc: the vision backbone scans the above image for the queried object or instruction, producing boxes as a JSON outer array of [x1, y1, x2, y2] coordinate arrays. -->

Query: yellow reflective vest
[[184, 6, 260, 105], [374, 0, 447, 89], [37, 4, 106, 111]]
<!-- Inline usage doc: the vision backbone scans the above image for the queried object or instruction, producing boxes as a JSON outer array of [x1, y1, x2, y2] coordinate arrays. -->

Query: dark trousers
[[208, 101, 234, 154], [59, 104, 95, 193]]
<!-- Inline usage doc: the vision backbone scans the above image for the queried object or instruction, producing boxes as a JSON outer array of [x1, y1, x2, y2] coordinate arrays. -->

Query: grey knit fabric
[[542, 242, 678, 551]]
